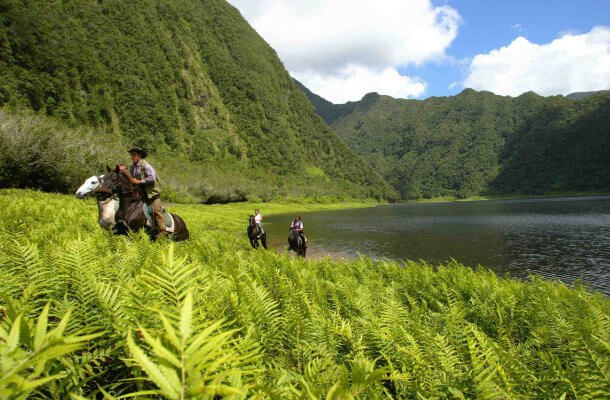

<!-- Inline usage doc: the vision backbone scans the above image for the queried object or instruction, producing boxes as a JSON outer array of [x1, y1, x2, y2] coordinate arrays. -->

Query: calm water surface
[[263, 196, 610, 295]]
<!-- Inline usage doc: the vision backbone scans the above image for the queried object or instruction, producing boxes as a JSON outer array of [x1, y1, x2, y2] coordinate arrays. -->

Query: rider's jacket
[[131, 160, 161, 201]]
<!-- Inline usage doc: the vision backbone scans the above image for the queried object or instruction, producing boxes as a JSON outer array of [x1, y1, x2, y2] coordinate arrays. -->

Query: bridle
[[96, 172, 137, 198], [80, 174, 112, 205]]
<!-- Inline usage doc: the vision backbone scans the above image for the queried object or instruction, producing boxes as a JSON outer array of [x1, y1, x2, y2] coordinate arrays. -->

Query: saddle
[[142, 203, 175, 233]]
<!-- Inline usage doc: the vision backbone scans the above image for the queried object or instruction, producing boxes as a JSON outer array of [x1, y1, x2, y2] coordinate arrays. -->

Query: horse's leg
[[261, 233, 268, 250], [247, 227, 255, 248], [123, 202, 146, 235], [112, 220, 129, 235]]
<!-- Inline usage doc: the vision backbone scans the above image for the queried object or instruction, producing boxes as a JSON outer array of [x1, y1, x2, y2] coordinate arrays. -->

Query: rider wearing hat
[[119, 147, 166, 238]]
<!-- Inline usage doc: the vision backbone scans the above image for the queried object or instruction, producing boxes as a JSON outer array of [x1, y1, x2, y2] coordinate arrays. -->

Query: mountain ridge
[[297, 85, 610, 198], [0, 0, 395, 201]]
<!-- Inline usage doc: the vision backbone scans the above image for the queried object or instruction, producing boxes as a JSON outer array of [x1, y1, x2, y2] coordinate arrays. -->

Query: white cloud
[[295, 64, 427, 104], [463, 26, 610, 96], [228, 0, 461, 103]]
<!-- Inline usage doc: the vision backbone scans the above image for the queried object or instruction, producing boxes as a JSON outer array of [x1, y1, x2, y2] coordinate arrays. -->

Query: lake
[[262, 196, 610, 295]]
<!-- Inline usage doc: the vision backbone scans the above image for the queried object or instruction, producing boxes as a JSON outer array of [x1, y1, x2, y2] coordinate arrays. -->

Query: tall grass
[[1, 189, 609, 399], [0, 109, 126, 192], [0, 108, 394, 204]]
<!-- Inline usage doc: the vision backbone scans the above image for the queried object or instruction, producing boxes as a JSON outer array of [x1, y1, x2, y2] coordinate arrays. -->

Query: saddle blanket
[[143, 204, 175, 233]]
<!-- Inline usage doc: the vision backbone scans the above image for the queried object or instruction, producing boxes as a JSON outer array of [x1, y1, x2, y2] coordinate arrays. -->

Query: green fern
[[1, 189, 610, 398], [125, 292, 259, 399], [0, 303, 103, 399]]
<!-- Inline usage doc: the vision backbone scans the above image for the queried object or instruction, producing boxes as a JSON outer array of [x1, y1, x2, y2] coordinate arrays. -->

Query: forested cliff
[[299, 84, 610, 199], [0, 0, 395, 201]]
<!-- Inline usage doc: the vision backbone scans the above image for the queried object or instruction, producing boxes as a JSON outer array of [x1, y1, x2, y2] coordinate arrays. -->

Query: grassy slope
[[1, 189, 609, 399]]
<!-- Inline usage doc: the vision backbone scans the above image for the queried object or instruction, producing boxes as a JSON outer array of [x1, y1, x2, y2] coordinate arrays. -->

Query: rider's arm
[[120, 168, 141, 186], [142, 163, 157, 186]]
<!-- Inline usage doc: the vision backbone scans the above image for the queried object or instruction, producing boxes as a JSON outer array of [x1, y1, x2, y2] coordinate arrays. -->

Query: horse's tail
[[170, 213, 189, 241]]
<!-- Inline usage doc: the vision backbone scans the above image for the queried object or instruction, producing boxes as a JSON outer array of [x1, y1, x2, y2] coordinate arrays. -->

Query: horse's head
[[249, 215, 256, 226], [76, 175, 104, 199], [97, 165, 132, 196]]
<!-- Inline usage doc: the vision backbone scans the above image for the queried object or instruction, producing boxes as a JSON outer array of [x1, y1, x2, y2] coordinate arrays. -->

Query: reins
[[98, 173, 133, 195]]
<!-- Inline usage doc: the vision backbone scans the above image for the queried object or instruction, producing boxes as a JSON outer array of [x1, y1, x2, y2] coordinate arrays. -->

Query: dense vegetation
[[1, 189, 609, 399], [0, 0, 395, 202], [304, 87, 610, 199], [495, 93, 610, 194]]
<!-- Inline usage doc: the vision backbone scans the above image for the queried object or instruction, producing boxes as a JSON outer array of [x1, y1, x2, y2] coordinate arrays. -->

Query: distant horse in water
[[288, 229, 306, 257], [97, 166, 189, 241], [247, 215, 267, 249], [76, 174, 118, 230]]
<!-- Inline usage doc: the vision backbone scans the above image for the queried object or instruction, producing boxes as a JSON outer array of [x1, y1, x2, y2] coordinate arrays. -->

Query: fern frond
[[0, 304, 103, 399], [138, 244, 199, 318], [124, 292, 259, 399], [465, 324, 511, 400]]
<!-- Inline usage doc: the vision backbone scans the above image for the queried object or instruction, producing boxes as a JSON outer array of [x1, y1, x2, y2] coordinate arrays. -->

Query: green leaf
[[139, 327, 181, 368], [21, 373, 66, 391], [184, 319, 226, 358], [33, 303, 50, 350], [180, 291, 193, 341], [51, 309, 72, 338], [160, 313, 181, 350], [6, 313, 22, 352], [127, 331, 180, 399]]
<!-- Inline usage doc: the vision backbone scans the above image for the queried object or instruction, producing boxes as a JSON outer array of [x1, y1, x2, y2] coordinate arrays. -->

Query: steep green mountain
[[494, 93, 610, 194], [0, 0, 395, 201], [302, 86, 610, 199]]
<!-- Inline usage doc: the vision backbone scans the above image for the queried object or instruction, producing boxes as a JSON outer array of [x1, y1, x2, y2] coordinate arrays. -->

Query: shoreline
[[400, 191, 610, 204], [269, 242, 358, 261]]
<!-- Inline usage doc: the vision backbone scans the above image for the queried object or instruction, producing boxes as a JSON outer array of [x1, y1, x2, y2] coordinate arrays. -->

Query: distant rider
[[119, 147, 167, 239], [254, 209, 265, 235], [289, 215, 307, 248]]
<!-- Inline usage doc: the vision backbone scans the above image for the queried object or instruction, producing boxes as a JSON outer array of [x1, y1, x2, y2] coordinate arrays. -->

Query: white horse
[[75, 175, 119, 230]]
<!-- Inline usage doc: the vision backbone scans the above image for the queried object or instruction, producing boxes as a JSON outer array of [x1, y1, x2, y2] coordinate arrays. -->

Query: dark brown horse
[[247, 215, 267, 249], [288, 229, 306, 257], [97, 166, 189, 241]]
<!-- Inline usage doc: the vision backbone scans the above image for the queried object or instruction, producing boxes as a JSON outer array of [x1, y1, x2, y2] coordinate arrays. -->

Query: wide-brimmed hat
[[128, 147, 147, 158]]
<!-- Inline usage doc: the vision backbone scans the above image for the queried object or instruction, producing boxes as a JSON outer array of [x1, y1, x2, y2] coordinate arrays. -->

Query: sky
[[227, 0, 610, 103]]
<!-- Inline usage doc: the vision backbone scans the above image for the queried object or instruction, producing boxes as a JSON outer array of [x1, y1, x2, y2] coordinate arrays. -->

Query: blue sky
[[229, 0, 610, 102], [413, 0, 610, 97]]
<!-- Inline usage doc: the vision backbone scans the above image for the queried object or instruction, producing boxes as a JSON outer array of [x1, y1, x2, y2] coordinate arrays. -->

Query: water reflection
[[263, 196, 610, 295]]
